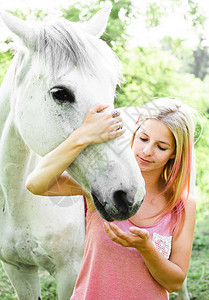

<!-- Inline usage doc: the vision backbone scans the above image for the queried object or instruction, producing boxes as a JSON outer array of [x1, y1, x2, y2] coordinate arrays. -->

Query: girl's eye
[[139, 137, 147, 142], [158, 145, 167, 151]]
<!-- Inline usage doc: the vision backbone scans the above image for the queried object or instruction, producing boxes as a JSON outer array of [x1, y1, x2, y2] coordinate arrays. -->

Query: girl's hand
[[79, 104, 125, 145], [103, 222, 152, 253]]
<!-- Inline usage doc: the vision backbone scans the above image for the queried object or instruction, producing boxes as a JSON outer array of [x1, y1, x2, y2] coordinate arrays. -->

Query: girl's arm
[[25, 104, 124, 196], [104, 196, 196, 292]]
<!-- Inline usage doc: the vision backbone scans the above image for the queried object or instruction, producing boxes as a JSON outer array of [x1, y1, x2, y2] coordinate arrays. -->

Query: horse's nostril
[[113, 190, 133, 213]]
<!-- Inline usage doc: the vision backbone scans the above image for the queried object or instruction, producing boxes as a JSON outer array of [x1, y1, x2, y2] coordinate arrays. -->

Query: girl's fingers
[[104, 222, 125, 244], [129, 227, 149, 239], [82, 105, 125, 143], [108, 128, 126, 139], [112, 122, 123, 131], [109, 223, 127, 237], [91, 103, 110, 113], [112, 116, 122, 123], [104, 223, 138, 247]]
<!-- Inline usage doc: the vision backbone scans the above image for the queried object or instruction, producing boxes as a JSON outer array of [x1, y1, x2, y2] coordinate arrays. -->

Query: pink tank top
[[71, 209, 173, 300]]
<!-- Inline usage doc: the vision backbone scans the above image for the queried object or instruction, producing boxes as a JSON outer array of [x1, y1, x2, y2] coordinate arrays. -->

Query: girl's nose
[[143, 143, 153, 156]]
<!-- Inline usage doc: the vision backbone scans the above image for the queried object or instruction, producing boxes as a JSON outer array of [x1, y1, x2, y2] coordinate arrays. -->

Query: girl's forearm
[[25, 127, 90, 194], [139, 243, 185, 292], [25, 104, 124, 195]]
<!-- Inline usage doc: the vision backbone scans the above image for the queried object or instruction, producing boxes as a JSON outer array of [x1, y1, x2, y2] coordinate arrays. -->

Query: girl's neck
[[141, 169, 164, 195]]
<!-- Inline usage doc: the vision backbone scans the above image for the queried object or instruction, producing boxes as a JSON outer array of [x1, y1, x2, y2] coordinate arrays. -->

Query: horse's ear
[[83, 6, 111, 38], [0, 11, 35, 47]]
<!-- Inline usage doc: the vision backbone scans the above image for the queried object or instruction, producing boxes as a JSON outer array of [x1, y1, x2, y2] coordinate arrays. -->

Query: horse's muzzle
[[91, 191, 145, 221]]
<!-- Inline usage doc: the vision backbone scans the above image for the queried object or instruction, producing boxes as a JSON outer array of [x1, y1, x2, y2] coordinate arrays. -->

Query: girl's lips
[[139, 157, 152, 164]]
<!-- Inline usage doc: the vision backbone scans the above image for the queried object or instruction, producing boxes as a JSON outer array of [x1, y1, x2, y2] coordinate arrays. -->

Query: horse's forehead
[[27, 56, 118, 96], [14, 21, 121, 98], [33, 21, 121, 84]]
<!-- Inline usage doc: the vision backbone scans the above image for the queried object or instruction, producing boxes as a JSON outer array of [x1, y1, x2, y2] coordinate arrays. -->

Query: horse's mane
[[29, 18, 122, 84]]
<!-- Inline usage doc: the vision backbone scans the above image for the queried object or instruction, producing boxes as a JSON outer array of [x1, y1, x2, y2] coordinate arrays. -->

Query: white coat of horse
[[0, 8, 145, 300]]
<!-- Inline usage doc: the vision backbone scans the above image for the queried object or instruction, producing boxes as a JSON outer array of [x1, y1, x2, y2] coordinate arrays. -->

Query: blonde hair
[[131, 97, 198, 235]]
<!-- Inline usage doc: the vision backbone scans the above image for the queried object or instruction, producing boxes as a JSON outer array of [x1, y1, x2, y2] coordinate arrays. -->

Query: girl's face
[[133, 119, 175, 173]]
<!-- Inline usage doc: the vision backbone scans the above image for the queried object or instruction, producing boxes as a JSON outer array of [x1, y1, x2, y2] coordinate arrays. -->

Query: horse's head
[[1, 8, 145, 221]]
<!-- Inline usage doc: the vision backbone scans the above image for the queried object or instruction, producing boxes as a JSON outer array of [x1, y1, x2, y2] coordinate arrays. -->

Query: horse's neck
[[0, 58, 16, 137], [0, 110, 32, 201], [0, 55, 37, 209]]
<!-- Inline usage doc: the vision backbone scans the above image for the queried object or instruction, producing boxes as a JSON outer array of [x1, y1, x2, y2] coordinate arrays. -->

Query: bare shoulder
[[170, 194, 196, 274], [172, 194, 196, 243], [184, 194, 196, 218]]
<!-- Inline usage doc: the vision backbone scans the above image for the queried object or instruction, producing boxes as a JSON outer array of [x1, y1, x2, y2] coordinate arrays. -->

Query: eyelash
[[139, 137, 147, 142], [158, 146, 167, 151], [139, 137, 167, 151]]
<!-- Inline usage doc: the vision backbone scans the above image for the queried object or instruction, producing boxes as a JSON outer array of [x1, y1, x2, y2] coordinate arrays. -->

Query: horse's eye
[[50, 87, 75, 103]]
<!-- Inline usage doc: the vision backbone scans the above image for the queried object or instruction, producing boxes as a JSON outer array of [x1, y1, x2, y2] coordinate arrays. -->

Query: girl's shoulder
[[172, 194, 196, 241], [184, 194, 196, 216]]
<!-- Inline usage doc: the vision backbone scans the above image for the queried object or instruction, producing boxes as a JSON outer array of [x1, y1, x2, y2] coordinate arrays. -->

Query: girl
[[26, 98, 197, 300]]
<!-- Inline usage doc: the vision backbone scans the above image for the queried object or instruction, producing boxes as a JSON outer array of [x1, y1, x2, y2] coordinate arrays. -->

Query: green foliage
[[61, 0, 136, 51], [116, 46, 181, 107], [161, 35, 209, 80], [142, 0, 209, 80], [186, 216, 209, 300], [145, 2, 166, 28], [8, 8, 48, 20], [195, 115, 209, 196], [187, 0, 207, 28], [39, 269, 57, 299], [192, 39, 209, 80], [61, 2, 97, 22], [7, 9, 27, 20], [0, 265, 58, 299], [0, 50, 13, 84]]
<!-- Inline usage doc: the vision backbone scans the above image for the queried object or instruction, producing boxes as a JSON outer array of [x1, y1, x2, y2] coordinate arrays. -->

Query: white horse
[[0, 8, 145, 300]]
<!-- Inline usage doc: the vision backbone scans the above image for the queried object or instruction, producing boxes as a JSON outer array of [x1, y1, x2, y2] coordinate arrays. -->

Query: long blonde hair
[[131, 98, 198, 235]]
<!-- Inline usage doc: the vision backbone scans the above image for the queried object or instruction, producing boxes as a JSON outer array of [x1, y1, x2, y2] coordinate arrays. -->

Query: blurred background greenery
[[0, 0, 208, 299]]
